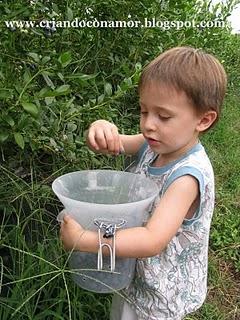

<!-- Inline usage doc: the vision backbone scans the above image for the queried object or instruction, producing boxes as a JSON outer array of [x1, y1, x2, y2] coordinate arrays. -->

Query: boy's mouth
[[145, 136, 160, 146]]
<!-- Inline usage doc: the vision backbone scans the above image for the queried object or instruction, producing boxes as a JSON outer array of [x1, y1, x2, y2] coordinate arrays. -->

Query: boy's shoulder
[[136, 141, 213, 176], [134, 141, 214, 199], [173, 142, 213, 176]]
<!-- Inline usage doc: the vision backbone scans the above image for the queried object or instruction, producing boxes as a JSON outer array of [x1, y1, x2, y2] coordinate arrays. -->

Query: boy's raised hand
[[87, 120, 124, 155]]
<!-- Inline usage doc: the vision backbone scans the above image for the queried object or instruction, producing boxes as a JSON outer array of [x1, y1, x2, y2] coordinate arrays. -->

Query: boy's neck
[[153, 139, 199, 168]]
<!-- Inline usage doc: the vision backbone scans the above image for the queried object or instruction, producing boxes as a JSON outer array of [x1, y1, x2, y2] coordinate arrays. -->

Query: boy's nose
[[142, 115, 158, 132]]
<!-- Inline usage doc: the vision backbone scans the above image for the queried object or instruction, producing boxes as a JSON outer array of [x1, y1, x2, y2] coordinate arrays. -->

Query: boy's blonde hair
[[138, 46, 227, 128]]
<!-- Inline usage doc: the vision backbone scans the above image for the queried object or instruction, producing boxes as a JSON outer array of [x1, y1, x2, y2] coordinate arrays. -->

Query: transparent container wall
[[52, 170, 159, 293], [69, 252, 136, 293]]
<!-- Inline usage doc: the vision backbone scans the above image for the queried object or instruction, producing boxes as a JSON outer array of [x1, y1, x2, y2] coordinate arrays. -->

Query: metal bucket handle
[[94, 218, 126, 272]]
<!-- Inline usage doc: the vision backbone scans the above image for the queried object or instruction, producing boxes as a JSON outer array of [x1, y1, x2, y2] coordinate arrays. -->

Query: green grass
[[190, 92, 240, 319], [203, 92, 240, 271], [188, 252, 240, 319]]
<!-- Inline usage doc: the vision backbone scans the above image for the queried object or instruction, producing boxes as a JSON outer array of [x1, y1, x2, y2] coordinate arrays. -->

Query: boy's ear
[[196, 110, 217, 132]]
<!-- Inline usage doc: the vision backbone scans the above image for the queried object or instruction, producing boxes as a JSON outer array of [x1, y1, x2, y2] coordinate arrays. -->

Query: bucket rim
[[52, 169, 159, 206]]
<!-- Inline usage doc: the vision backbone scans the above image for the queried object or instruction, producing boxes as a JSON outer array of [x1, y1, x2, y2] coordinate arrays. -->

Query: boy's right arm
[[86, 120, 144, 156]]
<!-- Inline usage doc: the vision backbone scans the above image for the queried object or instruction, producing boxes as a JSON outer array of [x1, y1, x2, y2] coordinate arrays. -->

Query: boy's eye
[[159, 115, 171, 120]]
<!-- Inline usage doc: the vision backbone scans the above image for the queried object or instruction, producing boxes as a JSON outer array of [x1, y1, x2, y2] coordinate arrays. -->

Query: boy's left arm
[[60, 175, 199, 258]]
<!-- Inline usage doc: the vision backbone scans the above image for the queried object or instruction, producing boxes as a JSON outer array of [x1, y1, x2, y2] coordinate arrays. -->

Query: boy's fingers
[[63, 214, 71, 224], [120, 142, 125, 154], [110, 125, 121, 154], [95, 130, 108, 150], [87, 121, 121, 154], [103, 126, 116, 153], [88, 129, 99, 150]]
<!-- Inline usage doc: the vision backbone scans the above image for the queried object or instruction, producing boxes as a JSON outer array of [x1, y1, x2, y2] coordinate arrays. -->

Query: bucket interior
[[52, 170, 158, 205]]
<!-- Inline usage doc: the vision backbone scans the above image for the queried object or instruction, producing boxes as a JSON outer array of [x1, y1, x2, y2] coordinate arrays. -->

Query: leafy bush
[[1, 0, 239, 162]]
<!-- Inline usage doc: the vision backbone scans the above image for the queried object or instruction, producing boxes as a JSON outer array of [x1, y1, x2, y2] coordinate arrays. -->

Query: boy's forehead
[[139, 83, 196, 113], [139, 82, 183, 102], [139, 81, 180, 94]]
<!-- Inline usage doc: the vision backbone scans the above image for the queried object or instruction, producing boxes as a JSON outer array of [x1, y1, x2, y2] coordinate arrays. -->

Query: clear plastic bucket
[[52, 170, 158, 293]]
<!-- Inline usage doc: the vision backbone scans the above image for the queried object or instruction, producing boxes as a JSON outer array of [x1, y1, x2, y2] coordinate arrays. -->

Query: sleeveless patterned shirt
[[124, 142, 215, 320]]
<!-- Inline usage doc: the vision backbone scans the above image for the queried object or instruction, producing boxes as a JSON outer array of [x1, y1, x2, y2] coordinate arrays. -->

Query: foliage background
[[0, 0, 239, 319]]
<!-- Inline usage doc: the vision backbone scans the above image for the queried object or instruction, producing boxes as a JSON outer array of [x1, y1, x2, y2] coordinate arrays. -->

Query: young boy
[[60, 46, 227, 319]]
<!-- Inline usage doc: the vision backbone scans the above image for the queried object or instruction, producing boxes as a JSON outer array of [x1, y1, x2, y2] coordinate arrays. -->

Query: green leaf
[[52, 3, 58, 12], [0, 89, 14, 100], [120, 77, 133, 91], [38, 88, 47, 98], [65, 73, 97, 81], [55, 85, 70, 94], [0, 131, 9, 143], [67, 123, 77, 132], [57, 72, 64, 81], [3, 114, 15, 127], [104, 82, 112, 96], [14, 132, 25, 149], [21, 102, 39, 118], [124, 77, 132, 86], [45, 97, 55, 105], [0, 71, 5, 80], [18, 114, 30, 130], [58, 52, 72, 68], [23, 70, 32, 84], [97, 94, 105, 104], [50, 138, 57, 148], [135, 62, 142, 71], [28, 52, 40, 63], [38, 85, 70, 97], [67, 7, 73, 21], [42, 72, 55, 89], [41, 56, 51, 64]]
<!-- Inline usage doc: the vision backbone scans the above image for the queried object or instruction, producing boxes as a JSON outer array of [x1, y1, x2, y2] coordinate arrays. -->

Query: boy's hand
[[60, 215, 85, 251], [87, 120, 124, 155]]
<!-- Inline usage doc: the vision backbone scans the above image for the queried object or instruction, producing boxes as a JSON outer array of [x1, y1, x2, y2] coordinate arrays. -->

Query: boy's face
[[139, 83, 202, 160]]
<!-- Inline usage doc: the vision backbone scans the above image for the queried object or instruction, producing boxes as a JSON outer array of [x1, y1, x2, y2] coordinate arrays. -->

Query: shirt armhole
[[162, 166, 205, 225], [125, 140, 148, 172], [135, 140, 148, 164]]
